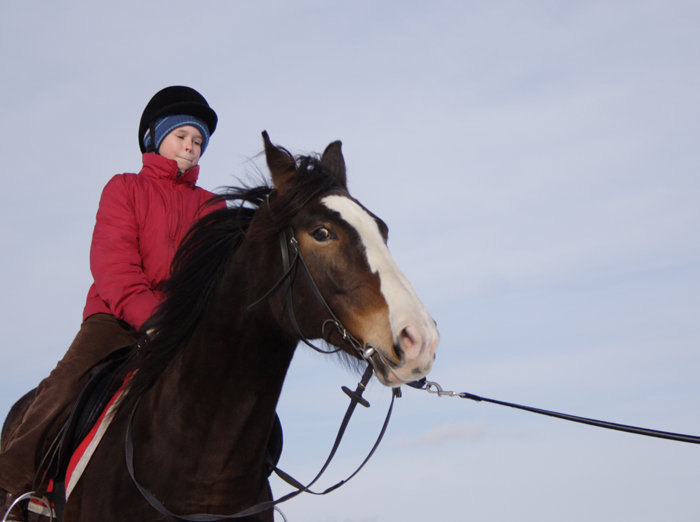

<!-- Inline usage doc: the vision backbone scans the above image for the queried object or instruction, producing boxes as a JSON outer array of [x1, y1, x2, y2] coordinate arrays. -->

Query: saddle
[[31, 345, 133, 520], [31, 344, 284, 521]]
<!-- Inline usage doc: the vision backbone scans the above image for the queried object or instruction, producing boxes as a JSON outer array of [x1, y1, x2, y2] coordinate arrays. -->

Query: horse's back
[[1, 389, 36, 448]]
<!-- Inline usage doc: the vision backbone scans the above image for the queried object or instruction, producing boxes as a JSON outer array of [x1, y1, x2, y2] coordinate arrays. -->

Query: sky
[[1, 1, 699, 520]]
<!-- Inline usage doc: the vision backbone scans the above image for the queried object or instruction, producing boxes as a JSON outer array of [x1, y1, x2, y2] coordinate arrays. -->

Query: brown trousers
[[0, 314, 139, 493]]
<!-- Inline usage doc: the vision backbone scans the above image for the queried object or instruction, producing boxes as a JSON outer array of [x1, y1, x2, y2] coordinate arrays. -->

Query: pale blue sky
[[2, 1, 699, 521]]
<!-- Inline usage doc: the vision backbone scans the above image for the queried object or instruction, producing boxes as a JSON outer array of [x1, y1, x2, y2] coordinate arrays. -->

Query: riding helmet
[[139, 86, 218, 153]]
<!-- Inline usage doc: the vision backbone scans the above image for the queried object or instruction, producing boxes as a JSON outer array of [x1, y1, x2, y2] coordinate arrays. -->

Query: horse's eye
[[311, 227, 333, 242]]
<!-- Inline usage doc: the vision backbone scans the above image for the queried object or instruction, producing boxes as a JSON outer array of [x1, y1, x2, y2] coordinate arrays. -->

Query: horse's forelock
[[249, 155, 347, 239]]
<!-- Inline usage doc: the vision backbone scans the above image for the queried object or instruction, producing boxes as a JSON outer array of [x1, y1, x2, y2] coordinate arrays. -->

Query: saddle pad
[[65, 376, 129, 497], [28, 376, 131, 516]]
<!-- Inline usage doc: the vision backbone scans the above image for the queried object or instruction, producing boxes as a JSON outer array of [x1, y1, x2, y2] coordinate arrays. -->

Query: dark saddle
[[34, 344, 283, 520], [34, 345, 133, 519]]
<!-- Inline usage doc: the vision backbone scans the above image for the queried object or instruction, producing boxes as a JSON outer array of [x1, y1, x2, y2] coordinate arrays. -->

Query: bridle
[[248, 226, 382, 366], [125, 226, 400, 520]]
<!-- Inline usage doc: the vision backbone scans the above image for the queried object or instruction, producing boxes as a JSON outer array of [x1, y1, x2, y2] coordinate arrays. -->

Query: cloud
[[398, 420, 488, 447]]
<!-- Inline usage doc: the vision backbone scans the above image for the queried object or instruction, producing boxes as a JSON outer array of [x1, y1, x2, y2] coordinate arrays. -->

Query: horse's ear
[[320, 141, 347, 190], [263, 131, 296, 194]]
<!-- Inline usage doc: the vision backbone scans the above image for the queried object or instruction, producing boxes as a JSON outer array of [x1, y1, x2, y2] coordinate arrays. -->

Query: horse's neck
[[139, 241, 296, 486]]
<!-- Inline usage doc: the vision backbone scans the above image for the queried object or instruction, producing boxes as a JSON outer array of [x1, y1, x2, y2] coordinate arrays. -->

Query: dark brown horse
[[11, 132, 439, 521]]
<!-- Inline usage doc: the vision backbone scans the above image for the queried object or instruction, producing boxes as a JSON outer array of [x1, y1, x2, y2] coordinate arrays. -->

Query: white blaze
[[321, 194, 434, 359]]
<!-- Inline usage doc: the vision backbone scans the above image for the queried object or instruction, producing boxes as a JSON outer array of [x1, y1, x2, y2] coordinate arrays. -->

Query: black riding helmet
[[138, 86, 218, 153]]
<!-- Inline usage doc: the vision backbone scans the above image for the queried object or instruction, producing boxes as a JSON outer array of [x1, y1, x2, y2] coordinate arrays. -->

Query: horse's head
[[260, 131, 438, 386]]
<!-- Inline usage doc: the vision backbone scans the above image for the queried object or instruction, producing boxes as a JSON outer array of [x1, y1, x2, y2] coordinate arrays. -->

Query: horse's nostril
[[398, 325, 422, 357], [393, 343, 405, 365]]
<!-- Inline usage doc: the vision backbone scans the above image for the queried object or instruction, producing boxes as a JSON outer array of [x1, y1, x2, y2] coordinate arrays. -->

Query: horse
[[5, 132, 439, 521]]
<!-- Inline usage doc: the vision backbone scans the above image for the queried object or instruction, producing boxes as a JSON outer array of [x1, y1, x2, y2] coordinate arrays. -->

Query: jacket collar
[[140, 153, 200, 186]]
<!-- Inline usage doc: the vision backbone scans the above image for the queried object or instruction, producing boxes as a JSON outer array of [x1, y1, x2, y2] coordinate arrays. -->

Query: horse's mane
[[119, 150, 346, 408]]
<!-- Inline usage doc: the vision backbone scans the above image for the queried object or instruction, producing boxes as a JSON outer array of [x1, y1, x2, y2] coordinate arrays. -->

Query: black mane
[[120, 151, 346, 407]]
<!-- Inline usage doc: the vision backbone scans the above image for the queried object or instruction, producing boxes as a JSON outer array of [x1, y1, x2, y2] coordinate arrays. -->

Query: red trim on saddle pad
[[65, 376, 130, 495], [28, 375, 133, 516]]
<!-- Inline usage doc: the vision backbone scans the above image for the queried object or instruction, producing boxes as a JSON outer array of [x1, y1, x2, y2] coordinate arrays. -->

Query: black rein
[[408, 378, 700, 445]]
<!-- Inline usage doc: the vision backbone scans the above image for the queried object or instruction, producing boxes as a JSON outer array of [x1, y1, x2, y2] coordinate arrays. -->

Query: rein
[[408, 378, 700, 445], [125, 367, 398, 520], [124, 227, 399, 520]]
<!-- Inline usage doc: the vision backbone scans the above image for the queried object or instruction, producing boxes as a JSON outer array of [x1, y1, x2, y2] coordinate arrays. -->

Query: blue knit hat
[[142, 114, 211, 154]]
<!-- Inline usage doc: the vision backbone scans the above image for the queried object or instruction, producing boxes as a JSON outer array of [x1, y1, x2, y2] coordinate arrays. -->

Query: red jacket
[[83, 153, 222, 328]]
